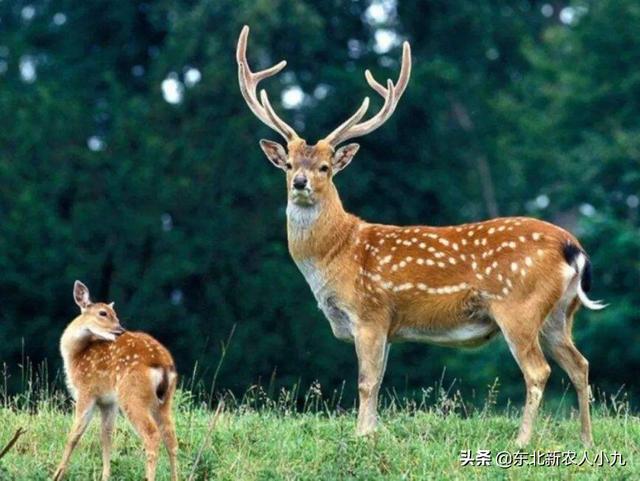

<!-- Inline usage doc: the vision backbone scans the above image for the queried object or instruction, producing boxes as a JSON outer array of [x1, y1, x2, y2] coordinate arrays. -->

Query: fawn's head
[[69, 280, 125, 342], [237, 26, 411, 207]]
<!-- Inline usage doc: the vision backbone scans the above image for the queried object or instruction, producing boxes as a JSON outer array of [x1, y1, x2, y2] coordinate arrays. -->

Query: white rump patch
[[563, 252, 607, 310]]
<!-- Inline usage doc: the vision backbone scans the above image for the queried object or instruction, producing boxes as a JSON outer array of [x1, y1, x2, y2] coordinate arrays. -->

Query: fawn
[[53, 281, 179, 481], [237, 25, 605, 446]]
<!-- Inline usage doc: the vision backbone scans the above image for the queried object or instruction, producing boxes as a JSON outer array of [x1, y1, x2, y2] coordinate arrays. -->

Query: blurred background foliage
[[0, 0, 638, 407]]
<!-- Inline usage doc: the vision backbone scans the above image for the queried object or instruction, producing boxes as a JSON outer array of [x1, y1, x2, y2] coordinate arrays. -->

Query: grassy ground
[[0, 385, 638, 481]]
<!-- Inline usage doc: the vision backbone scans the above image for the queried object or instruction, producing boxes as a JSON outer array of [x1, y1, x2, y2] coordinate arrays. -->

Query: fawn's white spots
[[511, 262, 518, 272], [394, 283, 414, 292], [439, 238, 450, 246], [519, 236, 527, 243], [426, 259, 435, 266], [380, 255, 392, 265], [525, 256, 533, 267], [417, 258, 424, 265], [502, 287, 509, 295], [532, 233, 542, 241], [452, 242, 459, 251], [491, 261, 498, 268], [449, 257, 456, 265], [437, 261, 446, 268], [419, 242, 426, 249], [485, 267, 492, 275], [488, 227, 496, 234], [476, 273, 483, 280], [471, 261, 478, 270], [498, 226, 506, 232]]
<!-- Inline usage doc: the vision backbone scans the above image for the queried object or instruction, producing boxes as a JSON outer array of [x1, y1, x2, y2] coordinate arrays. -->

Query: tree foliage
[[0, 0, 638, 405]]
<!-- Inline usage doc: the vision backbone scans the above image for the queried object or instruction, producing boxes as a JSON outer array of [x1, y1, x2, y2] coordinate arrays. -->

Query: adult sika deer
[[237, 25, 605, 446], [53, 281, 179, 481]]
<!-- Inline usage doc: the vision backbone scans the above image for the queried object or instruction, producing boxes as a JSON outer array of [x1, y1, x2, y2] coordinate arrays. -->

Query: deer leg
[[98, 403, 118, 481], [157, 396, 179, 481], [354, 325, 389, 436], [53, 397, 96, 481], [542, 306, 593, 446], [493, 304, 551, 447], [120, 389, 161, 481]]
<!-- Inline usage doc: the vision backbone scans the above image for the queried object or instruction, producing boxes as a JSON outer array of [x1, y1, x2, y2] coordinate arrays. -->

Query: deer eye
[[99, 310, 108, 317], [285, 162, 293, 170], [319, 165, 329, 173]]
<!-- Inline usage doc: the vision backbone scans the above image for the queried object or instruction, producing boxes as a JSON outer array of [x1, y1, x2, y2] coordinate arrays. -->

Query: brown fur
[[264, 139, 595, 447], [53, 282, 179, 481], [239, 25, 596, 446]]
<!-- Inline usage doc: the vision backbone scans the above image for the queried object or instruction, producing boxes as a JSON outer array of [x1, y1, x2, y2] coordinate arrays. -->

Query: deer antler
[[323, 41, 411, 147], [236, 26, 299, 142]]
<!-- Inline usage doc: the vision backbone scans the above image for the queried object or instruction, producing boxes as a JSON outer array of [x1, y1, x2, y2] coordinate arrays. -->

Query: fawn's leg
[[99, 403, 118, 481], [121, 395, 161, 481], [53, 396, 96, 480], [542, 304, 593, 446], [355, 323, 389, 436], [157, 397, 179, 481]]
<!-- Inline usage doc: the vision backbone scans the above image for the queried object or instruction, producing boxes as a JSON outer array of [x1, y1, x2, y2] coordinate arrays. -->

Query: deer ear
[[259, 139, 288, 170], [73, 280, 91, 311], [332, 143, 359, 174]]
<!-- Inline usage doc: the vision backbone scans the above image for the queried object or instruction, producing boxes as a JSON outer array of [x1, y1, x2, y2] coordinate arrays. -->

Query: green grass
[[0, 383, 638, 480]]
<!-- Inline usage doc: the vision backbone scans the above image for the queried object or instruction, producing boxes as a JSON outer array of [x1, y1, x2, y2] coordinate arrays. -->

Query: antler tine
[[236, 25, 299, 142], [324, 41, 411, 147], [260, 90, 300, 141], [323, 97, 370, 146]]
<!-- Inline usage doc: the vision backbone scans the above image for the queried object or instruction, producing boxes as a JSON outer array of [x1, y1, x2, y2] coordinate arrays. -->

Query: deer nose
[[293, 175, 308, 190]]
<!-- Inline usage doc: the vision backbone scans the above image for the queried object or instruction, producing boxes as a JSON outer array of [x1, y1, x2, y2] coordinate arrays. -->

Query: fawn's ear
[[332, 143, 359, 174], [259, 139, 288, 170], [108, 302, 115, 309], [73, 280, 91, 311]]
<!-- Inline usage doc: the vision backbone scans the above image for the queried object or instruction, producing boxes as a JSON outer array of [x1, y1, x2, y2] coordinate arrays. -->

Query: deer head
[[237, 26, 411, 207], [70, 280, 125, 342]]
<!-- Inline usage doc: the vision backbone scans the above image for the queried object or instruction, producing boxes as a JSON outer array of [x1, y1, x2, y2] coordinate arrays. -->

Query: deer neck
[[287, 184, 359, 260], [59, 323, 93, 367]]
